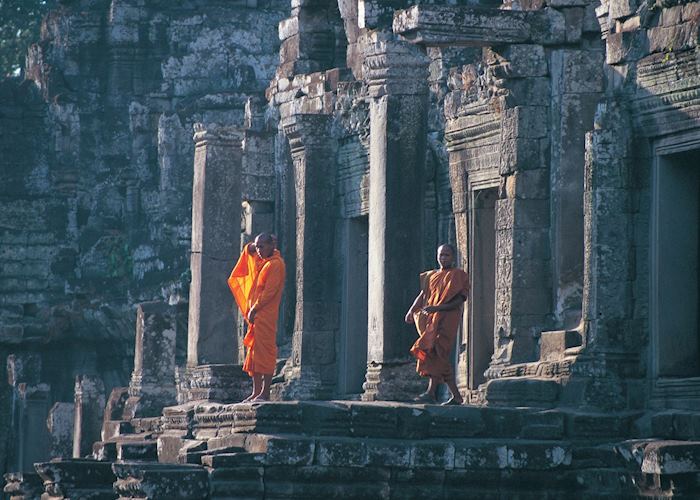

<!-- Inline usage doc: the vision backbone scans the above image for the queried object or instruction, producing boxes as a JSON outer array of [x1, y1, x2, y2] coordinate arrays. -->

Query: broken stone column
[[72, 375, 105, 458], [361, 33, 430, 401], [185, 123, 249, 403], [277, 113, 337, 399], [47, 402, 75, 459], [122, 301, 177, 418], [6, 353, 51, 471], [563, 98, 636, 410]]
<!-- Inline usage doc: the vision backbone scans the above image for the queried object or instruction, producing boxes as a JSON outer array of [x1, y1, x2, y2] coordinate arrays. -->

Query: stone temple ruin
[[0, 0, 699, 497]]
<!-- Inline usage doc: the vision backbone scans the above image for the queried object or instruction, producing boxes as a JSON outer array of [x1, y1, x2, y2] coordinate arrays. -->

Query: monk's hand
[[247, 306, 257, 324], [404, 311, 415, 324], [422, 305, 440, 314]]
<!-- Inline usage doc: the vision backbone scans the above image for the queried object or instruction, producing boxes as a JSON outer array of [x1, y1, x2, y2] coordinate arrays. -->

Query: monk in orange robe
[[405, 244, 468, 405], [228, 232, 285, 402]]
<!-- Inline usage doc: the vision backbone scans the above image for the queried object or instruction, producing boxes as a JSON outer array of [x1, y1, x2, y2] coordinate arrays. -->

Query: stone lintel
[[393, 5, 565, 47]]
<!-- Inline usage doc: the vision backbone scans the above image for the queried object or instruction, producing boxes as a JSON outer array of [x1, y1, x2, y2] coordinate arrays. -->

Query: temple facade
[[1, 0, 700, 497]]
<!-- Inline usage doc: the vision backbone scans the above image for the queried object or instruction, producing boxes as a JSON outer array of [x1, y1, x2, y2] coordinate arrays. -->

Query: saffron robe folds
[[228, 246, 285, 376], [409, 268, 469, 383]]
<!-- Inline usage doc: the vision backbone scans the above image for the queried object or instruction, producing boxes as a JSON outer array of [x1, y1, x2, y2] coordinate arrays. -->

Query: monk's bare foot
[[441, 397, 463, 406], [251, 395, 269, 403], [241, 394, 257, 403]]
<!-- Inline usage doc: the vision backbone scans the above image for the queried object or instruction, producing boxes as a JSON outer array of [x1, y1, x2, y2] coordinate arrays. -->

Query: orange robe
[[228, 246, 285, 376], [409, 268, 469, 383]]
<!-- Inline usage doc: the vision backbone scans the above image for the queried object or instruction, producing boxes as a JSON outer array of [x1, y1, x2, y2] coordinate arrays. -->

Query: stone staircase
[[8, 402, 700, 499]]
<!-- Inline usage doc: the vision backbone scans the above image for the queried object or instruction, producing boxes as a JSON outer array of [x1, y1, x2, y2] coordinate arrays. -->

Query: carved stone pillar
[[277, 113, 337, 399], [184, 123, 249, 403], [122, 301, 177, 418], [361, 33, 430, 401]]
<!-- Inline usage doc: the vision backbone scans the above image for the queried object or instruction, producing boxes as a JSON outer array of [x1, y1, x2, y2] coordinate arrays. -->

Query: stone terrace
[[7, 400, 700, 499]]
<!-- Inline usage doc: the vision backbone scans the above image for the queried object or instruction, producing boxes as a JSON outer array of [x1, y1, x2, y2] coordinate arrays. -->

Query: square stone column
[[276, 113, 337, 399], [360, 33, 430, 401], [184, 123, 249, 403], [187, 123, 243, 368]]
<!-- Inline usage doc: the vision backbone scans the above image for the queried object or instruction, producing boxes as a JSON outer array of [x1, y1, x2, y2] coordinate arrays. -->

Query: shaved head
[[436, 243, 456, 269], [254, 232, 275, 259], [255, 232, 274, 245]]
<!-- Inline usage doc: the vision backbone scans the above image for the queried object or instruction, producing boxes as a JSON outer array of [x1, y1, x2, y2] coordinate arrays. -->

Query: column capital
[[281, 113, 332, 157], [360, 32, 430, 97], [192, 122, 243, 148]]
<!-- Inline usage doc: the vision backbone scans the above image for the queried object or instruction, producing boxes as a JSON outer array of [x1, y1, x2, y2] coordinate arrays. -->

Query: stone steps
[[176, 400, 646, 444], [180, 445, 247, 464]]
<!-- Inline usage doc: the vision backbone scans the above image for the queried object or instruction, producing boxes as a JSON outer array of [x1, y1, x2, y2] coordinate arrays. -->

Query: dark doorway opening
[[338, 216, 369, 395], [655, 149, 700, 378], [469, 187, 497, 389]]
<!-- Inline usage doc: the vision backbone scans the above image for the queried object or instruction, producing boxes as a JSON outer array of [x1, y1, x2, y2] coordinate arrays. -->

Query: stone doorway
[[468, 187, 497, 389], [651, 147, 700, 407], [338, 216, 369, 396], [653, 149, 700, 379]]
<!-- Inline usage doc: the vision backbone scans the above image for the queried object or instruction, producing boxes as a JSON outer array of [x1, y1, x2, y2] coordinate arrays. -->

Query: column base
[[271, 365, 334, 400], [361, 359, 425, 402], [181, 364, 250, 403]]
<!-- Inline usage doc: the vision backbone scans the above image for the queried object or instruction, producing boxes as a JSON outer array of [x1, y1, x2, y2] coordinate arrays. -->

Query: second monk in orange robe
[[228, 232, 285, 402], [405, 244, 468, 405]]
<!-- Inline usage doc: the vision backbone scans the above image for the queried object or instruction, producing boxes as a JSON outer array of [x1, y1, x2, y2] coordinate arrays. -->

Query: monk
[[228, 232, 285, 402], [405, 244, 468, 405]]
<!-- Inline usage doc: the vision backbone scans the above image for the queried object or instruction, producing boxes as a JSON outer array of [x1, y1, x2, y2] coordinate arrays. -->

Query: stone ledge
[[393, 5, 566, 47]]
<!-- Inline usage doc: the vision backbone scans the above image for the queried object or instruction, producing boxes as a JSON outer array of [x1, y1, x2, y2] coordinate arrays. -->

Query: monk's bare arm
[[404, 291, 425, 324]]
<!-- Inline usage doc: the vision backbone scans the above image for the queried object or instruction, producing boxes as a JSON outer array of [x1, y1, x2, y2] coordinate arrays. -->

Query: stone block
[[539, 330, 582, 361], [485, 378, 560, 407], [315, 438, 368, 467], [480, 408, 527, 437], [113, 462, 210, 500], [609, 0, 637, 19], [682, 2, 700, 22], [661, 5, 683, 26], [565, 411, 637, 438], [300, 401, 351, 436], [47, 402, 75, 459], [520, 410, 566, 439], [264, 465, 390, 499], [453, 439, 571, 470], [35, 459, 116, 499], [366, 439, 412, 467], [349, 403, 399, 438], [424, 406, 485, 438], [391, 468, 445, 498], [411, 441, 455, 469], [234, 401, 303, 434], [642, 441, 700, 474], [262, 436, 315, 466], [606, 31, 635, 64]]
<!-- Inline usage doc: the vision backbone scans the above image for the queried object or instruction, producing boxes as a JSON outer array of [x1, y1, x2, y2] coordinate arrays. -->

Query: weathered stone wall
[[0, 0, 287, 473]]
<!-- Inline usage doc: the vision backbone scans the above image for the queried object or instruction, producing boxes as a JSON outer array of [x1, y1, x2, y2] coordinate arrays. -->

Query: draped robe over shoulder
[[409, 268, 469, 382], [228, 246, 285, 376]]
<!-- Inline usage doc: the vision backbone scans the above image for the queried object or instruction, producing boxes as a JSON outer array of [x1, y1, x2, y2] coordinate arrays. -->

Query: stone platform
[[17, 401, 700, 499]]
